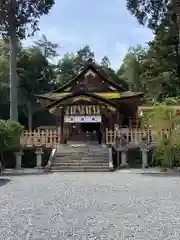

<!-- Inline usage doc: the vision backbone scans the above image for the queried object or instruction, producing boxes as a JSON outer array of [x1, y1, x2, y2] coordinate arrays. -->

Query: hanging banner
[[64, 115, 101, 123]]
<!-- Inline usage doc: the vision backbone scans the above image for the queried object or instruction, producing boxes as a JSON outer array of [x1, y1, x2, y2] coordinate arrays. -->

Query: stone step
[[56, 152, 108, 156], [51, 162, 109, 167], [55, 154, 108, 158], [54, 156, 109, 160], [57, 146, 108, 151], [51, 160, 109, 166], [50, 143, 111, 172], [53, 158, 109, 163], [56, 150, 108, 155], [52, 161, 109, 164], [50, 168, 112, 172], [50, 166, 110, 171]]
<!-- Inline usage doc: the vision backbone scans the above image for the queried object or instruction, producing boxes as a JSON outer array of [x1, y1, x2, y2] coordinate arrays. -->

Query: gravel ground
[[0, 171, 180, 240]]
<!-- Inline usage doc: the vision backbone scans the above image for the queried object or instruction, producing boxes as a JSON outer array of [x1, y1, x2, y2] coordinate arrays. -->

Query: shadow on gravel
[[2, 172, 52, 177], [0, 178, 11, 186], [140, 173, 180, 177]]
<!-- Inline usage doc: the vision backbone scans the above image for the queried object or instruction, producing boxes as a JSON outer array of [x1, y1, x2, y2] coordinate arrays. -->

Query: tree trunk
[[9, 33, 18, 122], [27, 100, 32, 131], [9, 0, 18, 122]]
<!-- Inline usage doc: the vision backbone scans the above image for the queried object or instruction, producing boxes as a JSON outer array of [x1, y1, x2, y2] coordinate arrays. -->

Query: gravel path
[[0, 171, 180, 239]]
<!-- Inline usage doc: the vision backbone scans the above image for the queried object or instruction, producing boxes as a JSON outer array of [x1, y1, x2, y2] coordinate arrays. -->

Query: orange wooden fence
[[105, 128, 170, 145], [20, 127, 171, 148], [20, 128, 61, 147]]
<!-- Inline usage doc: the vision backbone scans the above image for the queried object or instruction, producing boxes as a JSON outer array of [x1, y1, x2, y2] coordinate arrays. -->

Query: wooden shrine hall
[[36, 59, 143, 144]]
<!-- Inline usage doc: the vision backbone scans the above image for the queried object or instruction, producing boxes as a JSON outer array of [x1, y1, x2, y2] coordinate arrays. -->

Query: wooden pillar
[[109, 111, 113, 129], [117, 110, 120, 125], [60, 107, 65, 144]]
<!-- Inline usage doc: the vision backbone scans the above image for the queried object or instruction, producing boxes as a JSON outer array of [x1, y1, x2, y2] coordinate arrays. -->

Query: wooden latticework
[[20, 128, 61, 147]]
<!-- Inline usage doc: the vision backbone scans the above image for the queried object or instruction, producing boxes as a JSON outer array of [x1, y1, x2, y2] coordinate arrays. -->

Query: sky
[[24, 0, 153, 70]]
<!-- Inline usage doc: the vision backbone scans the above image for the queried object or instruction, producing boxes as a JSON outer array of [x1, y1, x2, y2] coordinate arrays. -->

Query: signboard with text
[[64, 115, 102, 123]]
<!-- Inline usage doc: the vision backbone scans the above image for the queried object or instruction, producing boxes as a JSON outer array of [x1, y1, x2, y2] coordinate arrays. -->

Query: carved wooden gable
[[71, 68, 118, 92]]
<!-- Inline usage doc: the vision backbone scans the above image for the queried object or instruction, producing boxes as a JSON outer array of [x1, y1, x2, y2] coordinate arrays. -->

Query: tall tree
[[56, 53, 76, 86], [126, 0, 180, 52], [56, 45, 95, 86], [34, 34, 59, 59], [75, 45, 95, 71], [101, 56, 111, 68], [140, 26, 180, 101], [126, 0, 170, 29], [56, 46, 129, 89], [117, 45, 146, 92], [0, 0, 55, 121], [18, 47, 56, 130]]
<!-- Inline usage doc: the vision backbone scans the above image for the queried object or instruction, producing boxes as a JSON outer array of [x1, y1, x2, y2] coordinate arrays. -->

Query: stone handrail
[[44, 148, 57, 171], [108, 147, 113, 169]]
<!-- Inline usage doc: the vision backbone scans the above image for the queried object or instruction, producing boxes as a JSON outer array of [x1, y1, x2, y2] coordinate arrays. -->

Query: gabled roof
[[46, 91, 120, 110], [36, 59, 143, 104], [120, 91, 143, 98], [52, 59, 127, 93]]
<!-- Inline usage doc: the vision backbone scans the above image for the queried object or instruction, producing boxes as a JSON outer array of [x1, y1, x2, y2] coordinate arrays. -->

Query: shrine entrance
[[64, 112, 102, 143], [47, 93, 120, 144], [67, 122, 101, 143]]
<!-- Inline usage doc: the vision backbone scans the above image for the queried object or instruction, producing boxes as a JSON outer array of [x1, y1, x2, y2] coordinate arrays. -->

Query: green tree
[[144, 103, 180, 168], [126, 0, 172, 29], [0, 120, 23, 165], [117, 45, 146, 92], [140, 23, 180, 102], [18, 46, 56, 130], [34, 34, 60, 59], [56, 45, 95, 86], [56, 53, 76, 86], [56, 45, 129, 89], [101, 56, 111, 68], [0, 0, 55, 121], [126, 0, 180, 59], [75, 45, 95, 71]]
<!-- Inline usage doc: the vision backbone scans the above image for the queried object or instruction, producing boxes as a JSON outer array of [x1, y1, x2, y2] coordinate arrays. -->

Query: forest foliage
[[0, 0, 180, 128]]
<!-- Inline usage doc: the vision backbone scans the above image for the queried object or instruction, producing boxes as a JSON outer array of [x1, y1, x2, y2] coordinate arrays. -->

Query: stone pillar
[[120, 149, 129, 167], [140, 148, 149, 168], [15, 150, 24, 169], [35, 148, 44, 168], [0, 161, 2, 175], [108, 147, 113, 169]]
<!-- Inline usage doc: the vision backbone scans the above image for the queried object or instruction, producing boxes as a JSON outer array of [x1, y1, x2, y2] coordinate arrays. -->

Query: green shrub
[[0, 120, 24, 163], [145, 103, 180, 168]]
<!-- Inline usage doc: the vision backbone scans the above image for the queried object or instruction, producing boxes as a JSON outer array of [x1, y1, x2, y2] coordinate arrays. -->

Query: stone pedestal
[[101, 143, 107, 148], [35, 148, 44, 168], [0, 161, 2, 175], [120, 149, 129, 168], [141, 148, 149, 168], [117, 151, 120, 169], [108, 147, 113, 169], [15, 150, 24, 169]]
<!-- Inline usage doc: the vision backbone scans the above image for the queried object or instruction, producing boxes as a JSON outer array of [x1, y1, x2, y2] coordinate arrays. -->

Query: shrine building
[[36, 59, 143, 144]]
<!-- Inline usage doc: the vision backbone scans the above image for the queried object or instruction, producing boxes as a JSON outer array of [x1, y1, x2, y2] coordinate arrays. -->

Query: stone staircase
[[50, 143, 113, 172]]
